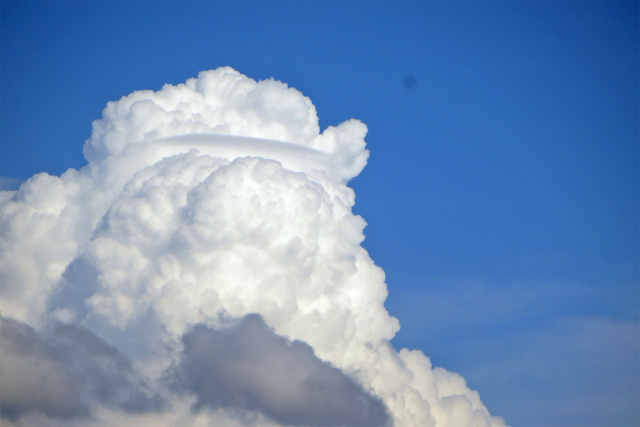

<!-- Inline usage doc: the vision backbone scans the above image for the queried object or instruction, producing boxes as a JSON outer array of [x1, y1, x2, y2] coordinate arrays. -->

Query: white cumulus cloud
[[0, 67, 506, 426]]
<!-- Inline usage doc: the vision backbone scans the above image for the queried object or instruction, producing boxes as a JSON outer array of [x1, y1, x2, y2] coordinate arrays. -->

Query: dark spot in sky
[[403, 75, 417, 90]]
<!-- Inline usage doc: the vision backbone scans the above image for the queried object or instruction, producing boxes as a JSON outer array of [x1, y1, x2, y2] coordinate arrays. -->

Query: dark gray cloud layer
[[0, 315, 163, 422], [167, 314, 390, 427], [1, 313, 390, 426]]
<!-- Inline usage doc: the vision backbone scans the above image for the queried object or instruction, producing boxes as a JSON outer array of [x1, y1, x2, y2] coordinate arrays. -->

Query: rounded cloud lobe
[[0, 67, 506, 426]]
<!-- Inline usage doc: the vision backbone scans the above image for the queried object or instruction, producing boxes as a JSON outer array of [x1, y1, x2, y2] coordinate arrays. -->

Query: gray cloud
[[166, 314, 390, 427], [0, 315, 163, 422]]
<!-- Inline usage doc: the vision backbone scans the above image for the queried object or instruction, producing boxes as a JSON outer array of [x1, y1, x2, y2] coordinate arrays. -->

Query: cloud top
[[83, 67, 368, 183]]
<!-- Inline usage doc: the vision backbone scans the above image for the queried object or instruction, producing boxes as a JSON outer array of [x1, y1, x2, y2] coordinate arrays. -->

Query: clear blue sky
[[2, 2, 638, 426]]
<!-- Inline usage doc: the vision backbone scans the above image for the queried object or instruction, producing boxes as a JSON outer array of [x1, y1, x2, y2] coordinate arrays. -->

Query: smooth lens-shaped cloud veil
[[0, 67, 506, 427]]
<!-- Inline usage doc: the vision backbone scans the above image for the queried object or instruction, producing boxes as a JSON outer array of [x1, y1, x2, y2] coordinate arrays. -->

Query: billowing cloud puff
[[0, 67, 506, 426]]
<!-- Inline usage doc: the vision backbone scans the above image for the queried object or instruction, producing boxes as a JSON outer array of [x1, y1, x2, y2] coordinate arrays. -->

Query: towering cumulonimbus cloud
[[0, 67, 506, 427]]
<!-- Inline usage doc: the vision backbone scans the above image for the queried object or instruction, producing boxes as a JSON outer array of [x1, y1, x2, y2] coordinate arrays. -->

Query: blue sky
[[1, 2, 638, 426]]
